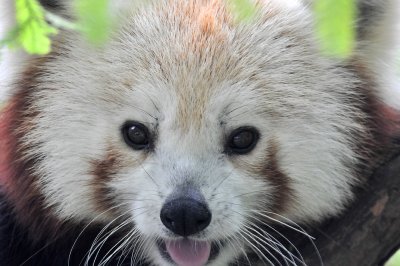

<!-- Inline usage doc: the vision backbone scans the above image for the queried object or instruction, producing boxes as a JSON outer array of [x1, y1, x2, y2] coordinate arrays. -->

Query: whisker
[[140, 163, 160, 189], [131, 233, 151, 265], [251, 210, 314, 239], [243, 224, 297, 266], [223, 218, 275, 265], [117, 229, 141, 266], [211, 189, 269, 203], [244, 213, 306, 265], [250, 221, 304, 266], [127, 103, 158, 121], [254, 210, 323, 265], [241, 226, 284, 266], [89, 207, 151, 265], [67, 202, 130, 266], [138, 88, 161, 116], [211, 169, 235, 194], [91, 219, 132, 266], [83, 211, 133, 266], [83, 207, 145, 265], [225, 232, 252, 265], [97, 223, 138, 266], [235, 228, 274, 265], [20, 232, 64, 266], [226, 206, 307, 265]]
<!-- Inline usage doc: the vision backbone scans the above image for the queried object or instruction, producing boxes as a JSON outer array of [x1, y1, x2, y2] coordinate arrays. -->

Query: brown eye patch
[[230, 140, 294, 214], [90, 142, 149, 216], [90, 149, 123, 214]]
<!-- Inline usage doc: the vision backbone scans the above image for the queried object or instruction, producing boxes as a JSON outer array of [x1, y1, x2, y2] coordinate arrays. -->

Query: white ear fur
[[355, 0, 400, 109], [302, 0, 399, 109]]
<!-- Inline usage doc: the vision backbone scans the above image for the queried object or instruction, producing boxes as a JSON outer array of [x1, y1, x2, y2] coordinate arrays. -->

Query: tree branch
[[295, 146, 400, 266]]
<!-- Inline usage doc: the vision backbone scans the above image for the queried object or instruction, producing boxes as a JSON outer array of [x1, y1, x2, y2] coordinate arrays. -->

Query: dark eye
[[122, 122, 151, 150], [227, 127, 259, 155]]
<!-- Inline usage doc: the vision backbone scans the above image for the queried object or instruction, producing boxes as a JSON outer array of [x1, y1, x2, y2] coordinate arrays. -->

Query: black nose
[[160, 197, 212, 236]]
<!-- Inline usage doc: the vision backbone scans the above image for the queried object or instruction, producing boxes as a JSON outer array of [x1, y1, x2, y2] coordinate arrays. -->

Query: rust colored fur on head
[[0, 103, 14, 186], [0, 59, 64, 241]]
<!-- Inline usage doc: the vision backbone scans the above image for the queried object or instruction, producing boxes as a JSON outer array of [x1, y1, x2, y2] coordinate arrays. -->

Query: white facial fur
[[3, 0, 398, 264]]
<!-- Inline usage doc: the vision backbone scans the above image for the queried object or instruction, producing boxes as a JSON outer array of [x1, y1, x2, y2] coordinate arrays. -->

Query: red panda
[[0, 0, 399, 265]]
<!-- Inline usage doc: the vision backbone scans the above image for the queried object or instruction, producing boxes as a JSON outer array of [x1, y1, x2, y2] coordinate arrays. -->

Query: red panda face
[[1, 0, 398, 265]]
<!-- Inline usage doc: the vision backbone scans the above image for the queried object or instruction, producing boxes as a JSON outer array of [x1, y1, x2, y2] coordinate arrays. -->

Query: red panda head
[[1, 0, 398, 265]]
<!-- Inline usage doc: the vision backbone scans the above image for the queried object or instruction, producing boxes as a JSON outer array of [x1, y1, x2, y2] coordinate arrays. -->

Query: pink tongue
[[166, 239, 211, 266]]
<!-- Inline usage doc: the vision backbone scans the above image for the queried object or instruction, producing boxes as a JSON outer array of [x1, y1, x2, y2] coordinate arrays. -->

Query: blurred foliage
[[314, 0, 356, 57], [2, 0, 357, 57], [5, 0, 57, 54], [227, 0, 257, 22], [74, 0, 112, 45], [1, 0, 112, 54], [386, 249, 400, 266]]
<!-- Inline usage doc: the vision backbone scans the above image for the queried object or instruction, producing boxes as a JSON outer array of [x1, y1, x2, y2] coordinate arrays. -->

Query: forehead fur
[[110, 0, 314, 131], [161, 0, 233, 130]]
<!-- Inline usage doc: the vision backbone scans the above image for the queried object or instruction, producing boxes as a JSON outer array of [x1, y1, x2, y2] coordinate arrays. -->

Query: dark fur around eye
[[225, 126, 259, 155], [122, 121, 152, 150]]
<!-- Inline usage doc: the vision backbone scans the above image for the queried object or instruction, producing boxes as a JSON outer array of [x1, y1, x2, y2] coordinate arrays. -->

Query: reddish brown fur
[[90, 146, 146, 215], [232, 140, 294, 215], [263, 140, 294, 214], [0, 103, 14, 186], [0, 58, 63, 241], [346, 59, 394, 177], [90, 148, 124, 214]]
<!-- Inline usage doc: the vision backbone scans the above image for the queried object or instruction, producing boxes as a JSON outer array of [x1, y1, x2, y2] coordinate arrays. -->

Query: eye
[[122, 121, 151, 150], [226, 127, 259, 155]]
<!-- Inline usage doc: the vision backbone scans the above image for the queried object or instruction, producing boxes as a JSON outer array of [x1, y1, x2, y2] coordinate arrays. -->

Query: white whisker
[[67, 202, 130, 266]]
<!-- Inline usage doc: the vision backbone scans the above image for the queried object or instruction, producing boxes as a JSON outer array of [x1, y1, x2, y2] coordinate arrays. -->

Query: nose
[[160, 197, 212, 237]]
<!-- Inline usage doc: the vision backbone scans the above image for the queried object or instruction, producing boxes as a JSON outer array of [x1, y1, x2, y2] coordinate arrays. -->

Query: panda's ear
[[353, 0, 400, 110], [40, 0, 78, 19], [355, 0, 399, 61], [39, 0, 64, 11]]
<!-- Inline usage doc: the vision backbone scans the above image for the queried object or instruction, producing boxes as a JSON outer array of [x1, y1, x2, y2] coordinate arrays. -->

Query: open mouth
[[157, 239, 222, 266]]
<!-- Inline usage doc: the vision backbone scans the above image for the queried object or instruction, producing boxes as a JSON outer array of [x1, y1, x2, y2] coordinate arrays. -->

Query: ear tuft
[[354, 0, 400, 110], [39, 0, 63, 11], [356, 0, 400, 55]]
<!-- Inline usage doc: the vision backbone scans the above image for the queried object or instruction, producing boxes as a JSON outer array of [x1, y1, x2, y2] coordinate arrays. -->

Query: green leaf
[[386, 249, 400, 266], [75, 0, 112, 45], [0, 27, 21, 48], [15, 0, 57, 55], [227, 0, 257, 23], [314, 0, 357, 58]]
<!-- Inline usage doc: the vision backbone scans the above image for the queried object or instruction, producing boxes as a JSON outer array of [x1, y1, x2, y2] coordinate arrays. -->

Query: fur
[[0, 0, 399, 265]]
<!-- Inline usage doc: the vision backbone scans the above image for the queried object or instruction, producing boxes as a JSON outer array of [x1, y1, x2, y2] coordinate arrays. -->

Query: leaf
[[314, 0, 357, 58], [0, 27, 21, 48], [75, 0, 112, 45], [15, 0, 57, 55], [227, 0, 257, 23], [385, 249, 400, 266]]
